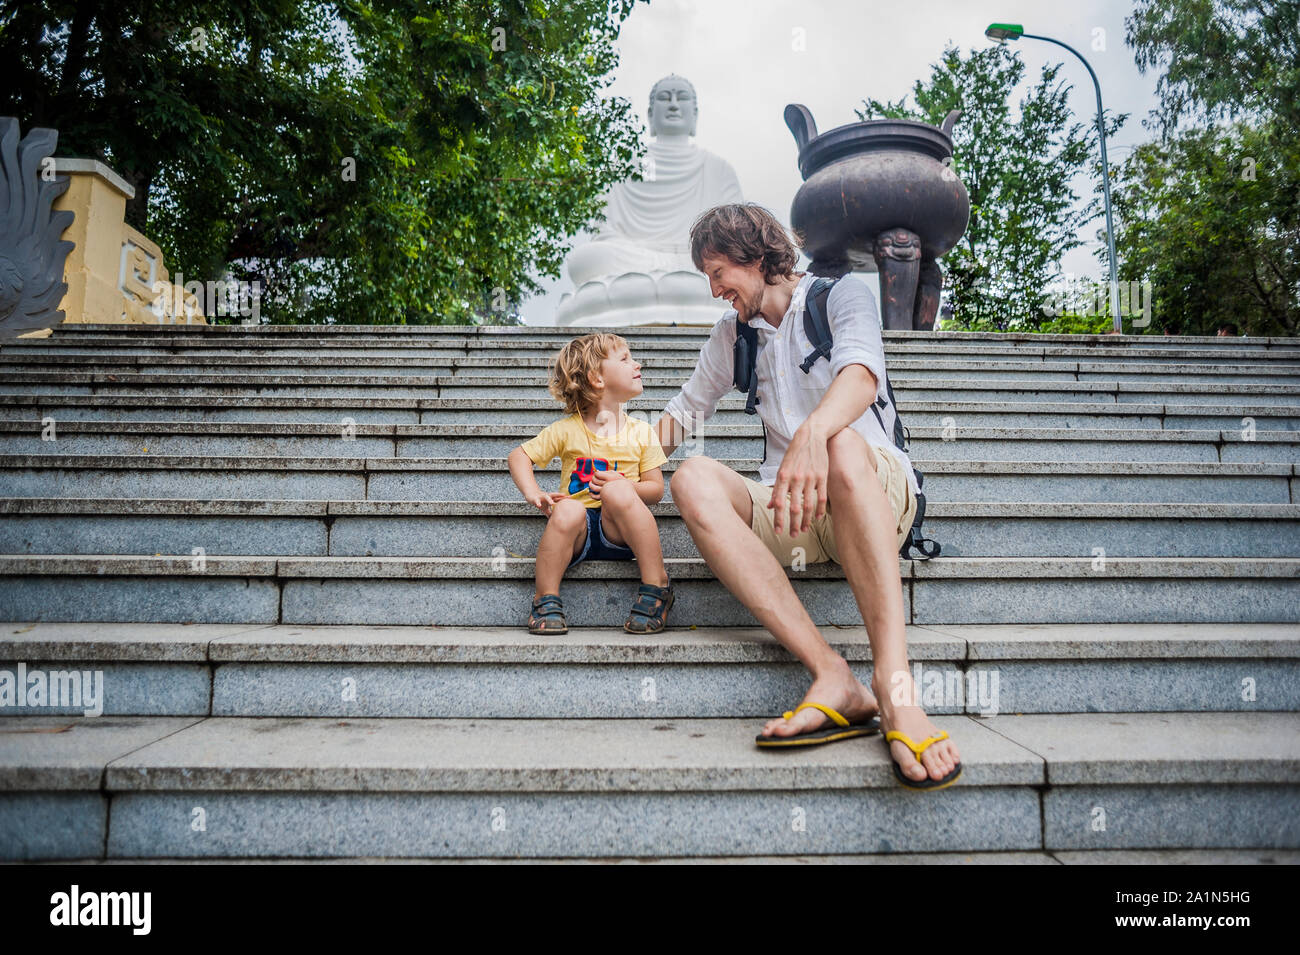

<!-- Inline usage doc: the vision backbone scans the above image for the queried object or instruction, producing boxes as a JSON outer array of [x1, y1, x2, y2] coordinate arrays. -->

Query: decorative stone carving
[[0, 117, 75, 341]]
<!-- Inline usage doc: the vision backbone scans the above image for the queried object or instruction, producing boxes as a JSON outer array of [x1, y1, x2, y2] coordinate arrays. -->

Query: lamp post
[[986, 23, 1123, 334]]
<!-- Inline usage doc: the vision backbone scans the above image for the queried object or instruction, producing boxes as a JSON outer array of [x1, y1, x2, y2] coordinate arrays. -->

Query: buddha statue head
[[648, 74, 698, 139]]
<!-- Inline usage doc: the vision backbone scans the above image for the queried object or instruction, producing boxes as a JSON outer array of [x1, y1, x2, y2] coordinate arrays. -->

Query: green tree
[[1110, 0, 1300, 335], [859, 43, 1125, 331], [0, 0, 644, 324], [1127, 0, 1300, 136], [1109, 125, 1298, 336]]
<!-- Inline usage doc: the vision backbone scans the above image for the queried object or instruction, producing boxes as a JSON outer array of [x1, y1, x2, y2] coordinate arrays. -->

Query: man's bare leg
[[670, 455, 877, 730], [818, 427, 961, 783]]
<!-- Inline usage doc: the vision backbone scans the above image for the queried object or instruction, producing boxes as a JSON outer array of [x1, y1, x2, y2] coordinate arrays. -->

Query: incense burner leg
[[873, 227, 922, 331], [914, 257, 942, 332]]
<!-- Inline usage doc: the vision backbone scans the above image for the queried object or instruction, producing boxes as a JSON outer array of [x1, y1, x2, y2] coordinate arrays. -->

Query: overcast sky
[[520, 0, 1161, 325]]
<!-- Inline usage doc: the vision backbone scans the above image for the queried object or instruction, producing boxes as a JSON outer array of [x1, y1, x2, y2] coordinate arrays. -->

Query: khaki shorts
[[742, 444, 917, 565]]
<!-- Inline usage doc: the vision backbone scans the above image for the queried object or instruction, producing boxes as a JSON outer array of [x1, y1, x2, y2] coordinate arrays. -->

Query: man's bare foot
[[874, 672, 961, 783], [759, 662, 878, 738]]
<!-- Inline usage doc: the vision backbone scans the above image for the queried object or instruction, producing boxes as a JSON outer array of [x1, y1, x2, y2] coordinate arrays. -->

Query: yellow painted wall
[[21, 160, 205, 338]]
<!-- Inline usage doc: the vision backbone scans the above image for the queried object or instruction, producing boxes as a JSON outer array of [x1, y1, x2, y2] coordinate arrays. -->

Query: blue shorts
[[567, 506, 635, 568]]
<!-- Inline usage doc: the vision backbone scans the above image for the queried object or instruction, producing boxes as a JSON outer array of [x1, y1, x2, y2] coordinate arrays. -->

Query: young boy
[[507, 333, 674, 635]]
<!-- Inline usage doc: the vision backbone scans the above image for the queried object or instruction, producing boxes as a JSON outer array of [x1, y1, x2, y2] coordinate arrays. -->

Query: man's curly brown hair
[[547, 333, 630, 416], [689, 203, 800, 284]]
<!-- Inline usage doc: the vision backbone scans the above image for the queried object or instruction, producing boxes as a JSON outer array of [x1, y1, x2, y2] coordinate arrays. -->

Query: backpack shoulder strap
[[799, 277, 838, 374], [871, 373, 908, 453], [733, 317, 761, 415]]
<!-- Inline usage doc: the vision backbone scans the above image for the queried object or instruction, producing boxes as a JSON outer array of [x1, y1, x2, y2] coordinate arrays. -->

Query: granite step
[[1, 421, 1294, 463], [436, 379, 1300, 406], [2, 712, 1296, 859], [11, 336, 1300, 364], [15, 340, 1300, 366], [5, 372, 1296, 406], [42, 849, 1300, 864], [0, 554, 1295, 625], [33, 323, 1299, 349], [3, 356, 1297, 384], [24, 347, 1293, 363], [0, 622, 1294, 718], [37, 322, 717, 338], [2, 323, 1293, 863], [1, 455, 1291, 504], [5, 394, 1298, 434], [2, 498, 1296, 560], [5, 353, 1300, 382], [4, 394, 1295, 431]]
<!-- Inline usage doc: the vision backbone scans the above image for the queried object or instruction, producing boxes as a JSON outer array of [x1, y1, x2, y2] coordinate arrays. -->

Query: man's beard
[[735, 287, 761, 323]]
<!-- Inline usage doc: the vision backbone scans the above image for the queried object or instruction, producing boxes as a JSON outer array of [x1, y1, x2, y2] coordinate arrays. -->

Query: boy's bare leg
[[595, 479, 669, 587], [670, 455, 877, 727], [820, 427, 961, 784], [534, 498, 588, 598]]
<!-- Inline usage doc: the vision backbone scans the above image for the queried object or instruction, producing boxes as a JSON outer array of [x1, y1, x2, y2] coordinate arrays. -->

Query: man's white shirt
[[662, 272, 920, 499]]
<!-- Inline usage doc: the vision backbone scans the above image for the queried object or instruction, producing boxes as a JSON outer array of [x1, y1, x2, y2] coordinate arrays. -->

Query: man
[[653, 203, 961, 788]]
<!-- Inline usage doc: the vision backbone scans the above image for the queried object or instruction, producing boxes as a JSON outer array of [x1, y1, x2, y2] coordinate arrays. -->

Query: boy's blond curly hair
[[547, 333, 630, 416]]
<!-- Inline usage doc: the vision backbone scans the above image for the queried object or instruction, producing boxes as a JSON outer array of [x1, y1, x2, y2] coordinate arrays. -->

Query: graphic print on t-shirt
[[519, 413, 667, 509], [569, 457, 618, 495]]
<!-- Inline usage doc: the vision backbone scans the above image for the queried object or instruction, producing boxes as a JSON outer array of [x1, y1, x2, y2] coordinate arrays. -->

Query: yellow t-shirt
[[520, 413, 668, 509]]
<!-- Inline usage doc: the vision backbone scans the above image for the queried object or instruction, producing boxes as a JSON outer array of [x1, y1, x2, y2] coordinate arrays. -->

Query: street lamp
[[986, 22, 1123, 334]]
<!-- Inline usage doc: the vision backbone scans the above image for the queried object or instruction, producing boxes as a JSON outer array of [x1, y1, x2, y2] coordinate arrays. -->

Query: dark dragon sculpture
[[0, 117, 75, 341]]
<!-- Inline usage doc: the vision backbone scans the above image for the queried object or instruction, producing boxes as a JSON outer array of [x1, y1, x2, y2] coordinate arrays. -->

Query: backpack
[[731, 276, 941, 560]]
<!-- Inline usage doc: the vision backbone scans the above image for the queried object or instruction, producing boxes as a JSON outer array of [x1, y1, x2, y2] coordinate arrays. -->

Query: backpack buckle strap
[[899, 492, 941, 560], [744, 371, 760, 414], [799, 343, 830, 374]]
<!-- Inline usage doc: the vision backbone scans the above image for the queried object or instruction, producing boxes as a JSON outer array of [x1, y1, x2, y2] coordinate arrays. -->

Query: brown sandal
[[528, 593, 567, 634], [624, 581, 674, 634]]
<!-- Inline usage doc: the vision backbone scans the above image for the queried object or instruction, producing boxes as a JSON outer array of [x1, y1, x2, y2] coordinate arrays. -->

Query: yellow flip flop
[[885, 729, 962, 790], [754, 701, 880, 748]]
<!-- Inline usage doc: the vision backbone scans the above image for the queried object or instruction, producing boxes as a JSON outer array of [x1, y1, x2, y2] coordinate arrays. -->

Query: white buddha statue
[[556, 74, 744, 326]]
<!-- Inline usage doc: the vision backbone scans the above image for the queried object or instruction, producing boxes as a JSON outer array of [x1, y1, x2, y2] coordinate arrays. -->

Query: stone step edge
[[2, 497, 1297, 520], [8, 354, 1300, 373], [29, 850, 1300, 864], [2, 394, 1299, 418], [3, 713, 1298, 793], [1, 420, 1295, 443], [10, 346, 1300, 366], [12, 337, 1298, 357], [2, 622, 1296, 664], [8, 379, 1300, 399], [0, 454, 1293, 476], [39, 324, 1300, 344], [5, 371, 1299, 386], [0, 554, 1295, 580]]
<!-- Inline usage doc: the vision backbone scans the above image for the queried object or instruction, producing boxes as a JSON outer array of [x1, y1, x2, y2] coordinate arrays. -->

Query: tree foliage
[[1112, 0, 1299, 335], [1127, 0, 1300, 136], [859, 44, 1125, 331], [1110, 125, 1297, 336], [0, 0, 645, 323]]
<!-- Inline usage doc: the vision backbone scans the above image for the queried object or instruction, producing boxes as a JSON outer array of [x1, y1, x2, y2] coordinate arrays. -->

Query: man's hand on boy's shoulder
[[528, 490, 570, 515]]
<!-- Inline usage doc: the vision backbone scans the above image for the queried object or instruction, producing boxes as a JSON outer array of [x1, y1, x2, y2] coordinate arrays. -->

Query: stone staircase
[[1, 323, 1297, 861]]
